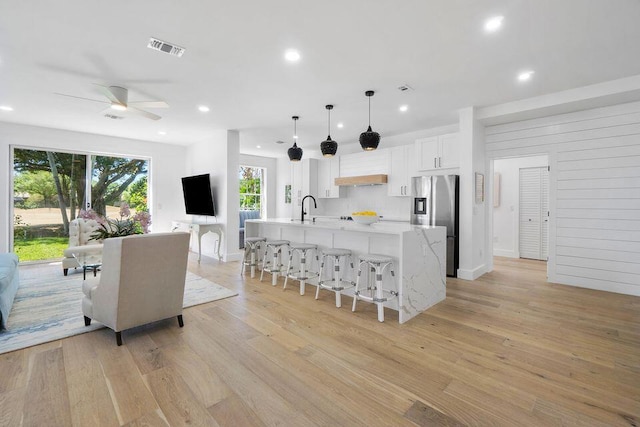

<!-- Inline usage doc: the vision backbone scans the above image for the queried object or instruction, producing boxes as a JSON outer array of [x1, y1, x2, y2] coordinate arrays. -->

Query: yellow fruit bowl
[[351, 213, 379, 225]]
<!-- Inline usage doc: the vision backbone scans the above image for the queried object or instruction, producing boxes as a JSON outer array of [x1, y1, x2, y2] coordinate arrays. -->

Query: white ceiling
[[1, 0, 640, 158]]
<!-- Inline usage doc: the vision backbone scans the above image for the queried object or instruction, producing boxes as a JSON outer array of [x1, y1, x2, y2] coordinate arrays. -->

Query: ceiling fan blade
[[54, 93, 109, 104], [129, 107, 162, 121], [94, 84, 128, 107], [128, 101, 169, 109]]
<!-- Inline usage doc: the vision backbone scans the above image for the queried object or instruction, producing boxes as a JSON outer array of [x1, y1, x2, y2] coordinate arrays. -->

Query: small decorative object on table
[[351, 211, 379, 225]]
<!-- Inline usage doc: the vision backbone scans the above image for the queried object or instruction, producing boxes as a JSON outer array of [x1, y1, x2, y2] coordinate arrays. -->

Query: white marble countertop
[[246, 218, 444, 235]]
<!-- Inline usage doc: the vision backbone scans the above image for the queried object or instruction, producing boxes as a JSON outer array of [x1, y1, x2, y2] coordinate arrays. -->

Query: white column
[[457, 107, 487, 280]]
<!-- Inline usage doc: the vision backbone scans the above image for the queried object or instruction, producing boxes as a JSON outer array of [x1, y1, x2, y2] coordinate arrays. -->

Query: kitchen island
[[245, 218, 447, 323]]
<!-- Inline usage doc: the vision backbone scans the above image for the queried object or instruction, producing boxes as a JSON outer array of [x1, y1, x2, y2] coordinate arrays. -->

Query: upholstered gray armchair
[[82, 232, 190, 345]]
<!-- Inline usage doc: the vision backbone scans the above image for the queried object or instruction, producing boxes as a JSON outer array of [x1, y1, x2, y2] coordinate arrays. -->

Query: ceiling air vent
[[147, 37, 186, 57], [397, 84, 413, 92], [104, 113, 125, 120]]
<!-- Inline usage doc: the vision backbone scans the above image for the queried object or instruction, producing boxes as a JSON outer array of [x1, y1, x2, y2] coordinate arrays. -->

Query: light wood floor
[[1, 256, 639, 426]]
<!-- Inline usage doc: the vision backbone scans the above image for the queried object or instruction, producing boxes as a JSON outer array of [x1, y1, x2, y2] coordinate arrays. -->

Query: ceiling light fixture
[[284, 49, 301, 62], [198, 105, 210, 112], [0, 105, 14, 112], [111, 104, 127, 111], [337, 122, 344, 129], [158, 131, 167, 135], [321, 105, 338, 157], [256, 145, 261, 149], [288, 116, 303, 162], [399, 105, 409, 112], [484, 16, 504, 32], [359, 90, 380, 151], [517, 70, 535, 82]]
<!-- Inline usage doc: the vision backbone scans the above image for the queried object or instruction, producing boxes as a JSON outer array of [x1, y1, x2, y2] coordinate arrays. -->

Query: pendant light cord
[[368, 96, 371, 127], [328, 108, 331, 136]]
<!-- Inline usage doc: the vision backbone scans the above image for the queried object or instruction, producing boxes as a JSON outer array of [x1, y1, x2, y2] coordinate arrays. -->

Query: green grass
[[13, 237, 68, 262]]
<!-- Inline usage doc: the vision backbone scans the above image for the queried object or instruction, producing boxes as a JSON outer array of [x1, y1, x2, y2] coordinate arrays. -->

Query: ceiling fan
[[55, 84, 169, 120]]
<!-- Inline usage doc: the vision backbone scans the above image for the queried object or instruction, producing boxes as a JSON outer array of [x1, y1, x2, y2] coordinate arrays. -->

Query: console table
[[171, 221, 223, 262]]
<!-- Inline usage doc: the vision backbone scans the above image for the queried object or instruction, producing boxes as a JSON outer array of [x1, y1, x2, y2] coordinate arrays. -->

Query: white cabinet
[[291, 159, 318, 219], [387, 145, 415, 196], [317, 157, 342, 198], [416, 133, 459, 171]]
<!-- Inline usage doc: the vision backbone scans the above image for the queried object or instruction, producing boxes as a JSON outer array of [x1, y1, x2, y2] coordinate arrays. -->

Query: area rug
[[0, 267, 237, 354]]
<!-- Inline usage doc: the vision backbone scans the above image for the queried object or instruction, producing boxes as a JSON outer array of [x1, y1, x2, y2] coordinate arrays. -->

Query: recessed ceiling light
[[399, 105, 409, 112], [111, 104, 127, 111], [198, 105, 210, 112], [337, 123, 344, 129], [484, 16, 504, 32], [158, 131, 167, 135], [284, 49, 301, 62], [0, 105, 13, 111], [517, 70, 535, 82], [256, 145, 261, 149]]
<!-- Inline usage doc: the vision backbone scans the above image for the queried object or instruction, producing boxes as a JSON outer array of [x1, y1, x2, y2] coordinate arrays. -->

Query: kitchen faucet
[[301, 195, 317, 223]]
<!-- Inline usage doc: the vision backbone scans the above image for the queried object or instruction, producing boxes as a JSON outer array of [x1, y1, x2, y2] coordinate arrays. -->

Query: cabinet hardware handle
[[434, 158, 437, 168], [439, 157, 442, 167]]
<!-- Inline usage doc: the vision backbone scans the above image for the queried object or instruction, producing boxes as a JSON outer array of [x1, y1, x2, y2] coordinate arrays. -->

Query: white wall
[[485, 101, 640, 296], [457, 107, 487, 280], [493, 155, 549, 258], [185, 130, 241, 262], [0, 122, 187, 253], [239, 153, 277, 218]]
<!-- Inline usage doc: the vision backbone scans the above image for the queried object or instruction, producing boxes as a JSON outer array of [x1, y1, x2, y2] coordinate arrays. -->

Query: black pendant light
[[359, 90, 380, 151], [320, 105, 338, 157], [287, 116, 303, 161]]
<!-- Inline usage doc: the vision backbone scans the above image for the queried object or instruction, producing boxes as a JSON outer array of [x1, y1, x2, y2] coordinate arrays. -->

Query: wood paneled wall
[[486, 101, 640, 296]]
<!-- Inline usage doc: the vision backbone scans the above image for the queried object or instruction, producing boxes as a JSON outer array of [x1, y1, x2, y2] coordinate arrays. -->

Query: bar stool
[[240, 237, 266, 278], [260, 240, 290, 286], [352, 254, 397, 322], [315, 248, 355, 308], [283, 243, 319, 295]]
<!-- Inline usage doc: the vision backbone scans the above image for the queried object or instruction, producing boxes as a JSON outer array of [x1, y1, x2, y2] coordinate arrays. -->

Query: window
[[12, 147, 148, 261], [239, 166, 264, 214]]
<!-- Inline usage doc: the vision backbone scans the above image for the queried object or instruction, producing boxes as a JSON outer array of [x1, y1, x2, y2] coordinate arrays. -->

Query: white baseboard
[[457, 264, 487, 281], [492, 249, 518, 258]]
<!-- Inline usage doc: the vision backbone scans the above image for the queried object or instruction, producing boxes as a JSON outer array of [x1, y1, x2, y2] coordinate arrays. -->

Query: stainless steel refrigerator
[[410, 175, 459, 277]]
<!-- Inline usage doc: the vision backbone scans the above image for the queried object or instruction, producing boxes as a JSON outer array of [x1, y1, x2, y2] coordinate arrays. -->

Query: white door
[[519, 167, 548, 260]]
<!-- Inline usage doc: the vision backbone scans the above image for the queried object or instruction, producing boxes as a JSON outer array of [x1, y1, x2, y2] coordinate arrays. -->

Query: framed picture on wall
[[475, 172, 485, 204], [285, 184, 291, 204]]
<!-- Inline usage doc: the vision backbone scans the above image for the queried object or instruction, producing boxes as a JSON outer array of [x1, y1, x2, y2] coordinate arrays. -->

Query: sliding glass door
[[12, 147, 148, 262]]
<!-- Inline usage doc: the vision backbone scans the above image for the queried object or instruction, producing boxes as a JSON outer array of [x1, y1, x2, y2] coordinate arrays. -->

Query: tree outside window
[[239, 166, 262, 212]]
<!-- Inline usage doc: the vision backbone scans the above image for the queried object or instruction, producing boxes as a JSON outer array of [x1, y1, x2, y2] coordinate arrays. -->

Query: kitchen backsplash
[[314, 185, 411, 221]]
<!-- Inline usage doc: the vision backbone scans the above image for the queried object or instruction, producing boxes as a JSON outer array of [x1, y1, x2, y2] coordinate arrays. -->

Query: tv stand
[[171, 221, 223, 262]]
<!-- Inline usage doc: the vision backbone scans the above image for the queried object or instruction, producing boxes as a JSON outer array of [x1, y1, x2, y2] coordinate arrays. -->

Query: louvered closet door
[[519, 167, 548, 260]]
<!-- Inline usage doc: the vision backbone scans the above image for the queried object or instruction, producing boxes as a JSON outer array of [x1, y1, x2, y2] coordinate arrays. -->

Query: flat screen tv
[[181, 174, 216, 216]]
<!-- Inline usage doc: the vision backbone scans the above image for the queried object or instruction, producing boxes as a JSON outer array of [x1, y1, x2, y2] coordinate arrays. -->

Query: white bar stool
[[260, 240, 290, 286], [315, 248, 355, 308], [352, 254, 397, 322], [283, 243, 319, 295], [241, 237, 266, 278]]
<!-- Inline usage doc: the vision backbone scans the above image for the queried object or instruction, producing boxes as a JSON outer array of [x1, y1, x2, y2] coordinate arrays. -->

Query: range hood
[[334, 174, 388, 186]]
